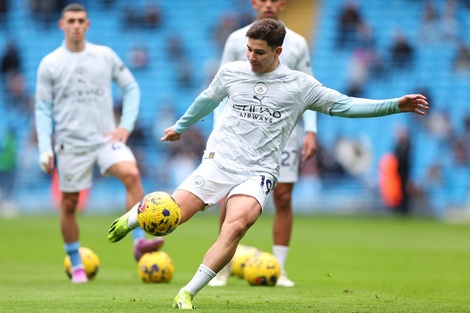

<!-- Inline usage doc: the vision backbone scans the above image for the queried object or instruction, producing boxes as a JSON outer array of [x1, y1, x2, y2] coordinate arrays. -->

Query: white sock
[[273, 245, 289, 273], [182, 264, 216, 296], [127, 203, 139, 229]]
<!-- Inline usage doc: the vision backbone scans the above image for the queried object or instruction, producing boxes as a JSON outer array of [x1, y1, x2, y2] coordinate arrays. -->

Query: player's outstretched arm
[[397, 94, 429, 115], [161, 127, 181, 142]]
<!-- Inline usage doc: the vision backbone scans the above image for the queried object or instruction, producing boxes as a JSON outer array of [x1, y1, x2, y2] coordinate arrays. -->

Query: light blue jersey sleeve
[[330, 94, 400, 117], [118, 81, 140, 132], [35, 99, 53, 154], [174, 91, 220, 134], [302, 110, 317, 133]]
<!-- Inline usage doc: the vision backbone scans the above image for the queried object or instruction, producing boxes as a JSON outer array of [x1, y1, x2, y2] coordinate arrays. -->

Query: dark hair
[[61, 3, 87, 17], [246, 19, 286, 49]]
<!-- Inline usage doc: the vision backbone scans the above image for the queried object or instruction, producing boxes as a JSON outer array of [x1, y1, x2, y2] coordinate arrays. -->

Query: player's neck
[[66, 40, 86, 52], [261, 60, 280, 74]]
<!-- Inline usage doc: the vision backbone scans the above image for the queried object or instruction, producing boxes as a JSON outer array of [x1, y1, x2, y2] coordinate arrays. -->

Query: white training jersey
[[203, 61, 340, 179], [35, 42, 136, 150]]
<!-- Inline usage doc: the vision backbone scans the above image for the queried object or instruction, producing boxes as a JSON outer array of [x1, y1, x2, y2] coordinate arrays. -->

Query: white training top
[[35, 42, 136, 151], [214, 23, 317, 133], [180, 61, 337, 178], [175, 61, 400, 180]]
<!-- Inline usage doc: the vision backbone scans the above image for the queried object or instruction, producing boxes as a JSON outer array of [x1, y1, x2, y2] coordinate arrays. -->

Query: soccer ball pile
[[137, 191, 181, 237], [230, 245, 281, 286], [64, 247, 100, 280], [138, 251, 175, 283]]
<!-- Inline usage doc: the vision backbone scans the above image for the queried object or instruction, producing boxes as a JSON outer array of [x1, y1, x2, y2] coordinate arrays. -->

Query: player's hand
[[161, 127, 181, 142], [105, 128, 130, 144], [39, 151, 54, 174], [301, 132, 317, 162], [397, 94, 429, 115]]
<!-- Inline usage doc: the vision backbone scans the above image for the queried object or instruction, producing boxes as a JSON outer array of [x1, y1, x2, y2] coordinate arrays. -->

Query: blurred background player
[[210, 0, 317, 287], [34, 3, 162, 284]]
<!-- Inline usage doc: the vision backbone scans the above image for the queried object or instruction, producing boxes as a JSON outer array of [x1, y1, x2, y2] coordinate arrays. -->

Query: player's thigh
[[278, 131, 300, 183], [172, 189, 206, 224], [56, 151, 96, 192], [97, 141, 137, 176], [225, 194, 262, 229]]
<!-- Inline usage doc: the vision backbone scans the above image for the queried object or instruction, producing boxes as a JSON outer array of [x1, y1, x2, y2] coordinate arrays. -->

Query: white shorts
[[278, 126, 300, 183], [56, 141, 136, 192], [175, 159, 276, 211]]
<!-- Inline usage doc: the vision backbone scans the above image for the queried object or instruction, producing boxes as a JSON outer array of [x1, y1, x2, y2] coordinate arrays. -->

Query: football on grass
[[64, 247, 100, 280], [138, 251, 175, 283], [243, 251, 280, 286]]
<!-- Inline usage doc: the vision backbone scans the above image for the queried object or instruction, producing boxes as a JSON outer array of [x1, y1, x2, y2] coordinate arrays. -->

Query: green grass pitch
[[0, 212, 469, 312]]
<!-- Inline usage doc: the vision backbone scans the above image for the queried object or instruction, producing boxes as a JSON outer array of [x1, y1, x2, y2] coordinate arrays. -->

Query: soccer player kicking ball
[[35, 3, 163, 284], [108, 19, 428, 309], [211, 0, 318, 288]]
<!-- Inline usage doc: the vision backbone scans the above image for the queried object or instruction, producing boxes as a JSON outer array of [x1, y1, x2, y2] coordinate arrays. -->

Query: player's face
[[59, 11, 90, 44], [246, 38, 282, 73], [251, 0, 286, 20]]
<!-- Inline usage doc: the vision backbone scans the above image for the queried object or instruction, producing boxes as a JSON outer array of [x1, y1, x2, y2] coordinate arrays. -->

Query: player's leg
[[174, 173, 271, 309], [218, 195, 228, 229], [208, 194, 232, 287], [61, 191, 88, 283], [272, 182, 295, 287], [103, 142, 163, 260], [174, 194, 262, 309], [273, 131, 299, 287], [56, 151, 95, 284]]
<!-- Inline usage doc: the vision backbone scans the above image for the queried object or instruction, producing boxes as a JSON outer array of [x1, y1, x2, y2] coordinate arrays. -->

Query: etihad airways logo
[[63, 88, 104, 100], [232, 95, 282, 124]]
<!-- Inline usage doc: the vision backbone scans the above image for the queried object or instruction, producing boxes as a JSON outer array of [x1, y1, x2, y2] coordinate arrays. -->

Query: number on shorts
[[112, 142, 123, 150], [260, 175, 274, 196], [281, 149, 298, 167]]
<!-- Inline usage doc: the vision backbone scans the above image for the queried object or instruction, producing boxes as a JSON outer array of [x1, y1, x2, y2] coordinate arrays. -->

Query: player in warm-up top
[[107, 19, 428, 309], [34, 3, 163, 284], [210, 0, 317, 288]]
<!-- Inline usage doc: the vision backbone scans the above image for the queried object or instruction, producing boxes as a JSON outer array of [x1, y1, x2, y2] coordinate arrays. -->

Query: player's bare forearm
[[398, 94, 429, 115], [301, 132, 317, 162], [161, 127, 181, 142]]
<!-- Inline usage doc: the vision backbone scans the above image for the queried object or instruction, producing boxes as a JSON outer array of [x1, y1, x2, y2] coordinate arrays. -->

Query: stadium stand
[[0, 0, 469, 218]]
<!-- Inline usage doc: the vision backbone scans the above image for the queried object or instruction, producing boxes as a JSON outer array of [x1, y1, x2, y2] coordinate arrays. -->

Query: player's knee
[[62, 194, 79, 213], [122, 166, 141, 185], [274, 191, 292, 208], [225, 219, 248, 241]]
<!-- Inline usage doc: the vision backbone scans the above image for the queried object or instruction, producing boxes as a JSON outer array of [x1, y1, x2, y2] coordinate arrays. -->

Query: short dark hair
[[246, 19, 286, 49], [61, 3, 87, 17]]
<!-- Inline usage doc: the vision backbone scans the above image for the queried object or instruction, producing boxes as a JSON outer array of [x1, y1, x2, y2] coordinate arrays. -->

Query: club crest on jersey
[[254, 82, 267, 95], [191, 175, 205, 187]]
